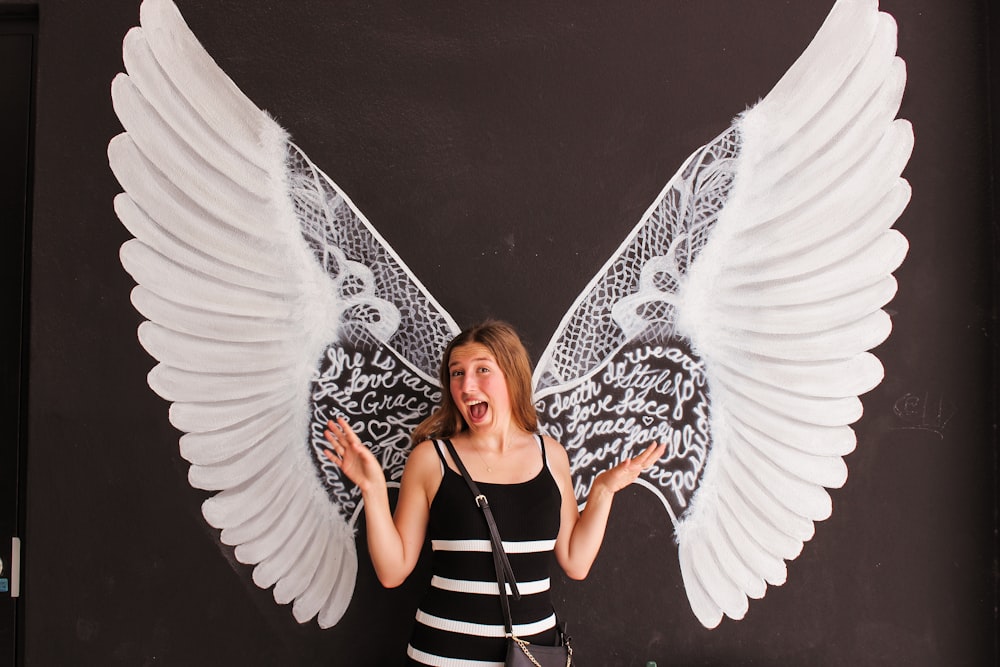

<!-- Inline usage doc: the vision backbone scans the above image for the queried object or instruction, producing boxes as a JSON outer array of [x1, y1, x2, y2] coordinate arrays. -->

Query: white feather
[[131, 287, 299, 344], [732, 420, 849, 489], [178, 408, 291, 463], [731, 179, 910, 276], [121, 241, 298, 318], [673, 0, 911, 626], [715, 498, 787, 587], [704, 514, 767, 599], [138, 0, 271, 166], [719, 458, 817, 541], [716, 277, 899, 336], [275, 533, 333, 606], [316, 544, 359, 628], [712, 365, 863, 426], [171, 395, 295, 440], [291, 535, 353, 625], [234, 487, 312, 565], [114, 195, 288, 291], [692, 531, 750, 621], [288, 544, 339, 619], [148, 364, 291, 402], [112, 74, 272, 226], [137, 324, 292, 374], [220, 474, 305, 547], [753, 0, 878, 143], [716, 465, 805, 560], [189, 435, 289, 492], [678, 539, 725, 629], [198, 462, 289, 529], [109, 0, 364, 627], [707, 351, 884, 399], [120, 30, 269, 193], [109, 138, 287, 275], [267, 513, 326, 601]]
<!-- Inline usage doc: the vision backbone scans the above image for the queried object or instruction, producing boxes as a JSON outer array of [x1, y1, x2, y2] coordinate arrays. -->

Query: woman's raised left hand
[[592, 441, 667, 496]]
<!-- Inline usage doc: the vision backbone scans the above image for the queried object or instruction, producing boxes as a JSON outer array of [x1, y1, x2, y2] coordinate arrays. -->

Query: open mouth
[[468, 400, 488, 421]]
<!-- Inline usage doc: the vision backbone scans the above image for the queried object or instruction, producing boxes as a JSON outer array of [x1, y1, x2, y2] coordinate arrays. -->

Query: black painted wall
[[9, 0, 996, 664]]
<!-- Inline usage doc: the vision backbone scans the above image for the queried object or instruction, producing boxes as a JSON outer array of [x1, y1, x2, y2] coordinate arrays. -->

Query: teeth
[[468, 400, 488, 420]]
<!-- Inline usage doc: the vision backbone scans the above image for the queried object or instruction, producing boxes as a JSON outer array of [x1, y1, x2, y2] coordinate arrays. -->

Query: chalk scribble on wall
[[109, 0, 911, 629]]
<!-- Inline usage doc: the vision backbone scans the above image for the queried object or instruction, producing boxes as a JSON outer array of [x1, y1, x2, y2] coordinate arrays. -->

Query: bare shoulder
[[401, 439, 444, 504], [406, 439, 442, 472], [541, 434, 575, 507], [540, 433, 571, 470]]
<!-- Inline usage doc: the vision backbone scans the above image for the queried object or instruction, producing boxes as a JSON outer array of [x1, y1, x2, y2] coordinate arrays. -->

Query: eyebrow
[[448, 357, 495, 367]]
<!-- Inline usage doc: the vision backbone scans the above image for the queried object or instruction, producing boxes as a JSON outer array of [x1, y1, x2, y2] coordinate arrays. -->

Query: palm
[[323, 419, 386, 495], [597, 442, 667, 494]]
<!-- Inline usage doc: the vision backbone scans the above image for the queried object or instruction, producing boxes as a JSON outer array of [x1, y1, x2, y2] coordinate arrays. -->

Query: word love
[[536, 343, 710, 516], [309, 344, 440, 520]]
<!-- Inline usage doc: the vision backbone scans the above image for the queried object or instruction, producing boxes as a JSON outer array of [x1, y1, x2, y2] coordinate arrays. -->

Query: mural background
[[8, 0, 994, 664]]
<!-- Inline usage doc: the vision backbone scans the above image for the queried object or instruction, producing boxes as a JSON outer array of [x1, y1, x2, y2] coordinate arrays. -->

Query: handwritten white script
[[537, 343, 710, 516], [309, 344, 440, 518]]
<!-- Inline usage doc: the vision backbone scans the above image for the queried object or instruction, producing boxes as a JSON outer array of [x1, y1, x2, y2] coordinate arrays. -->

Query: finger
[[623, 446, 649, 469], [334, 417, 364, 448], [336, 416, 355, 436], [629, 442, 663, 470], [639, 441, 665, 465], [323, 428, 346, 454], [326, 419, 347, 438]]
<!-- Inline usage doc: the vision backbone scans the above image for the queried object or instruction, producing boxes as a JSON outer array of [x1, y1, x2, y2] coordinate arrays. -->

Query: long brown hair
[[411, 320, 537, 444]]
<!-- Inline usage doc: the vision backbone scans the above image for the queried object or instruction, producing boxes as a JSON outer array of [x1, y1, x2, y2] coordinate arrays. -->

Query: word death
[[536, 343, 710, 516]]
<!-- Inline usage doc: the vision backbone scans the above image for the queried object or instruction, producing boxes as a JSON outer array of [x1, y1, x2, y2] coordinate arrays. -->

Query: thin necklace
[[471, 441, 496, 473]]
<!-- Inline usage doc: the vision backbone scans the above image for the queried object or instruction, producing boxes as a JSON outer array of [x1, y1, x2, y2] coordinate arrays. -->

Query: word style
[[537, 342, 710, 517]]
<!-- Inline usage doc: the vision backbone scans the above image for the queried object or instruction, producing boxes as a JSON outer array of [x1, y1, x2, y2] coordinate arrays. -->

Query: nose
[[458, 372, 478, 394]]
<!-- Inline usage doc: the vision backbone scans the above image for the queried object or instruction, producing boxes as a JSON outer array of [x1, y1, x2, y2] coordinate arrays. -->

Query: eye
[[477, 366, 491, 373], [450, 369, 464, 377]]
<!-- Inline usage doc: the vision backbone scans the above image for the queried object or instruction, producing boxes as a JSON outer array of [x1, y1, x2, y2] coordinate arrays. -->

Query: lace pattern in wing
[[535, 127, 741, 392], [287, 145, 456, 522], [288, 144, 456, 379]]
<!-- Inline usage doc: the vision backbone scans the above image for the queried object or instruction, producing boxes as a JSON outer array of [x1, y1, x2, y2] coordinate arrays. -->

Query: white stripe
[[415, 610, 557, 638], [406, 644, 503, 667], [432, 539, 556, 553], [431, 575, 551, 596]]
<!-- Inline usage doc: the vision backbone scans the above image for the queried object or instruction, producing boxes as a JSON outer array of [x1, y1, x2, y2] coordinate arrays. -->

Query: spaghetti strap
[[431, 439, 448, 478], [536, 433, 549, 470]]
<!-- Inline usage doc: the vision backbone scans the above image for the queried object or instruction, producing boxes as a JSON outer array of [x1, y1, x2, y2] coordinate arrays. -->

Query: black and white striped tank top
[[405, 435, 562, 666]]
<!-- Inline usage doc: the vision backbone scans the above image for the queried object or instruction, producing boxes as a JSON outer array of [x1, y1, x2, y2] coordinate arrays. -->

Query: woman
[[322, 320, 665, 665]]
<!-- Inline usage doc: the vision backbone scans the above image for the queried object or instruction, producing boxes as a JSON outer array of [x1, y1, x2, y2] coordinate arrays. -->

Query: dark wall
[[13, 0, 995, 664]]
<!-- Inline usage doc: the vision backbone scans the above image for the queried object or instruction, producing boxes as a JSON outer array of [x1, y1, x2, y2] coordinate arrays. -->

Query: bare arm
[[551, 437, 666, 580], [323, 418, 438, 588]]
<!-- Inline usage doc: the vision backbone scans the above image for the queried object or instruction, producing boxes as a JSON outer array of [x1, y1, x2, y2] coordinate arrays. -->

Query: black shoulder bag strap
[[440, 438, 521, 636]]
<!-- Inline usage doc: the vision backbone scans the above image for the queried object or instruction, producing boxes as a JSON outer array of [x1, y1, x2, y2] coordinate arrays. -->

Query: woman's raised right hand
[[322, 417, 387, 495]]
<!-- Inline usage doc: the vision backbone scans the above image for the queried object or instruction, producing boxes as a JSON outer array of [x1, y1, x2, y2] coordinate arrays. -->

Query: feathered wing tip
[[672, 0, 912, 627], [110, 0, 365, 628]]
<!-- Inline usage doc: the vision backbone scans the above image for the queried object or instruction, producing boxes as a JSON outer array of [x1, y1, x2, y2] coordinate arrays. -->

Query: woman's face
[[447, 343, 512, 431]]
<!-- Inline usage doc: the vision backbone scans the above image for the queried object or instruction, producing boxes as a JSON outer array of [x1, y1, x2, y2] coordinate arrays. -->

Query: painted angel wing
[[109, 0, 457, 628], [533, 130, 734, 519], [534, 0, 911, 628]]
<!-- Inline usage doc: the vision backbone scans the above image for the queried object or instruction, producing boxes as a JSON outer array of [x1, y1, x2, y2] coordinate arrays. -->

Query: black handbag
[[442, 438, 574, 667]]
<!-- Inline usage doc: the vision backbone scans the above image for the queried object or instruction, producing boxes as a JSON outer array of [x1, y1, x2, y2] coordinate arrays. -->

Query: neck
[[464, 422, 527, 453]]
